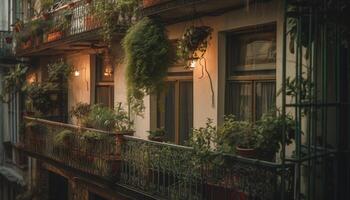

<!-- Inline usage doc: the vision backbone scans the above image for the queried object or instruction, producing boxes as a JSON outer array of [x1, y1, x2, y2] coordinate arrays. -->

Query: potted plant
[[53, 129, 75, 158], [254, 112, 296, 162], [122, 17, 174, 115], [70, 102, 92, 126], [0, 64, 28, 103], [177, 25, 213, 68], [147, 128, 166, 142]]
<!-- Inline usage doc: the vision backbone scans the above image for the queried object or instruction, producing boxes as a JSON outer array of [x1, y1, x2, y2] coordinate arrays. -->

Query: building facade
[[0, 0, 349, 199]]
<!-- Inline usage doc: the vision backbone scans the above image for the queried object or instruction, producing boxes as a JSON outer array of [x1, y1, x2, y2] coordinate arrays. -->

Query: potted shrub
[[147, 128, 166, 142], [53, 129, 74, 158], [254, 112, 296, 162], [70, 102, 92, 126], [122, 17, 174, 114], [0, 64, 28, 103]]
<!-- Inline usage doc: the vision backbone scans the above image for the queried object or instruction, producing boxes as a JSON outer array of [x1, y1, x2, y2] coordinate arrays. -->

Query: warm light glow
[[74, 70, 80, 77], [27, 73, 37, 84], [190, 60, 197, 68], [103, 67, 113, 77]]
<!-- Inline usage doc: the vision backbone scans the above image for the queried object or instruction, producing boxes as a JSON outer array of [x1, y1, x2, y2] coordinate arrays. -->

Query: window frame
[[225, 24, 277, 121], [95, 54, 114, 108]]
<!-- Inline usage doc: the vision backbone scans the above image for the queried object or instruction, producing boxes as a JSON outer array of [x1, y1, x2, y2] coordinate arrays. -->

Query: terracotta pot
[[21, 40, 32, 49], [143, 0, 161, 7], [85, 0, 92, 3], [47, 31, 63, 42], [236, 146, 257, 159]]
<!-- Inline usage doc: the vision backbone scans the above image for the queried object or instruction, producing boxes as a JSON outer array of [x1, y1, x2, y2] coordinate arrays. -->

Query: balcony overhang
[[143, 0, 271, 24]]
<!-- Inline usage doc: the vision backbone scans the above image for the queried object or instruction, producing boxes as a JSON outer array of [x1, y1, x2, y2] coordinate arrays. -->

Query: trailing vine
[[122, 17, 174, 115]]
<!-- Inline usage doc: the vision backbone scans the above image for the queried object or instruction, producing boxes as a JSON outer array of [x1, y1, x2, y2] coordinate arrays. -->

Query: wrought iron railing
[[21, 116, 120, 178], [120, 136, 295, 200], [0, 31, 13, 58]]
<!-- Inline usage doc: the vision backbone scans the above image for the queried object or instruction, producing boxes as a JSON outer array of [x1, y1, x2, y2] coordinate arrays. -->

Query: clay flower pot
[[236, 146, 257, 159], [143, 0, 161, 7]]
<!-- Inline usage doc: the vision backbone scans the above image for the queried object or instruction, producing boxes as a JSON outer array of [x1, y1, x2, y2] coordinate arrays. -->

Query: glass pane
[[96, 86, 114, 108], [157, 82, 176, 143], [179, 81, 193, 145], [96, 55, 113, 82], [255, 82, 276, 120], [226, 82, 253, 121]]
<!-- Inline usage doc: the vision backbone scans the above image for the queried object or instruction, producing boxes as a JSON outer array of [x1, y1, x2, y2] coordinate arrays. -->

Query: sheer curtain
[[256, 82, 276, 119], [226, 82, 252, 121]]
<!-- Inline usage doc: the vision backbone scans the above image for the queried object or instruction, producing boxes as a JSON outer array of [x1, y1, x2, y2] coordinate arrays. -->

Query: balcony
[[15, 0, 128, 57], [119, 136, 295, 199], [142, 0, 271, 24], [18, 116, 122, 179], [18, 117, 295, 199], [0, 31, 14, 61]]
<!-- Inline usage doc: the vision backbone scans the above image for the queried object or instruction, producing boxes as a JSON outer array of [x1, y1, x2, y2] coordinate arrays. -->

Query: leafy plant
[[53, 129, 74, 146], [85, 104, 117, 131], [70, 102, 91, 125], [40, 0, 54, 13], [91, 0, 140, 45], [255, 112, 296, 160], [122, 17, 174, 114], [115, 102, 134, 131], [47, 60, 72, 82], [177, 26, 213, 67], [147, 128, 166, 141], [0, 64, 28, 103], [80, 130, 111, 154], [23, 82, 59, 114], [216, 116, 257, 153]]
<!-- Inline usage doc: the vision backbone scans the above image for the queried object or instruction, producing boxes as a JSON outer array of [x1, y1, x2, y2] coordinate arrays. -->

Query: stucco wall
[[66, 53, 92, 124]]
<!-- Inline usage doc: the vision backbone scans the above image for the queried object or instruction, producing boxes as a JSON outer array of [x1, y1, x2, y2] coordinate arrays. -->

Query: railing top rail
[[24, 116, 116, 136], [123, 135, 295, 168]]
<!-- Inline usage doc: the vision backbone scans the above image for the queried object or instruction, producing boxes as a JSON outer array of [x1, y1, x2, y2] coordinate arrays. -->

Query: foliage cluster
[[122, 17, 174, 114], [177, 26, 213, 67], [70, 102, 133, 132], [0, 64, 28, 103], [189, 112, 296, 163], [53, 129, 74, 146], [91, 0, 140, 45], [147, 128, 166, 141], [47, 59, 72, 82]]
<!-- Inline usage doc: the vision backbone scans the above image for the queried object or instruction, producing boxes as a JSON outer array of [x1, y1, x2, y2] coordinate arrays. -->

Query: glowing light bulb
[[74, 70, 80, 77], [190, 60, 197, 68]]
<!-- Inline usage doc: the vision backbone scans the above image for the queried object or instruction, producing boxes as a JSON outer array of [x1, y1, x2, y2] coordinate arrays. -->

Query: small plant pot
[[47, 31, 64, 42], [143, 0, 161, 7], [5, 37, 12, 44], [21, 40, 32, 49], [85, 0, 92, 3], [236, 146, 257, 159]]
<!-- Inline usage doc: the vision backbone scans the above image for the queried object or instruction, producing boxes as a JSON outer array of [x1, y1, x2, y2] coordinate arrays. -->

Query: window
[[156, 73, 193, 145], [95, 55, 114, 108], [225, 25, 276, 121]]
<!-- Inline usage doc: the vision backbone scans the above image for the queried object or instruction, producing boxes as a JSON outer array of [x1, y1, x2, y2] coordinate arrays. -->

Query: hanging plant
[[91, 0, 140, 46], [0, 64, 28, 103], [177, 25, 215, 106], [177, 26, 213, 67], [122, 17, 174, 115]]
